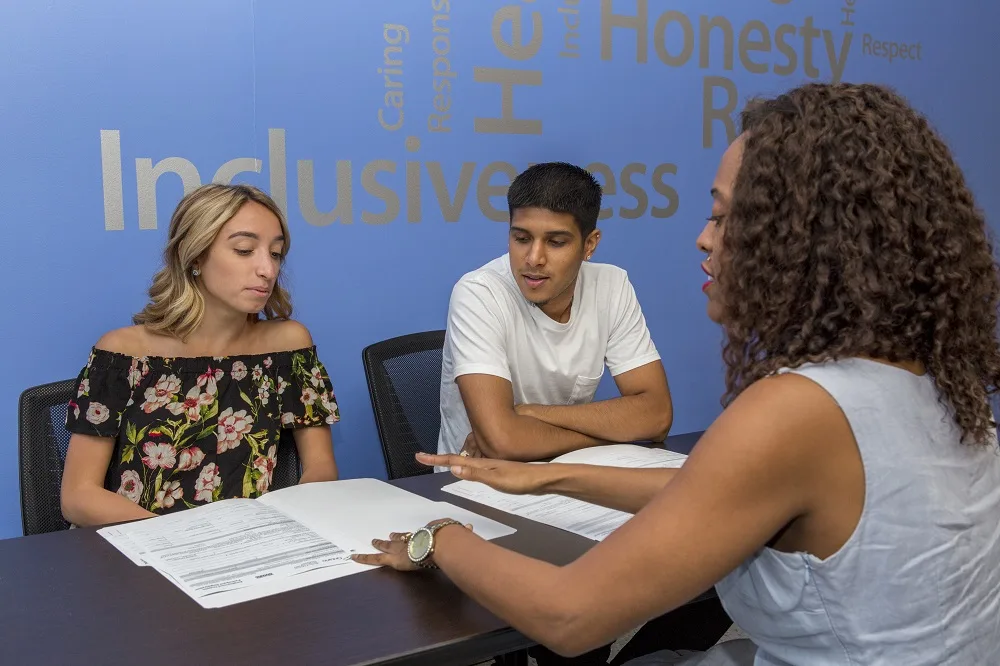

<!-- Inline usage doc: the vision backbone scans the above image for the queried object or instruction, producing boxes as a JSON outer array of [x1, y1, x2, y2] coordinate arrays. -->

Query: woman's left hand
[[351, 519, 471, 572], [351, 530, 419, 571]]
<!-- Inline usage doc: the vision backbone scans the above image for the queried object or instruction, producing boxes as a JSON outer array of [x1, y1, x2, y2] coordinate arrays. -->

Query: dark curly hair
[[719, 82, 1000, 445]]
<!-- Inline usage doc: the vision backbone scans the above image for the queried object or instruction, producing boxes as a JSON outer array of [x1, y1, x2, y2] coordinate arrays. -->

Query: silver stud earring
[[191, 268, 200, 277]]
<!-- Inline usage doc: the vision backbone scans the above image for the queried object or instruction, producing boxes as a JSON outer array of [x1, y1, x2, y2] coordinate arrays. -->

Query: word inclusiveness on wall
[[98, 129, 679, 232]]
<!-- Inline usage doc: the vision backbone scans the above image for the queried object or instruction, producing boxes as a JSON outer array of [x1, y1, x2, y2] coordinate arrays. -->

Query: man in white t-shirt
[[437, 162, 673, 464]]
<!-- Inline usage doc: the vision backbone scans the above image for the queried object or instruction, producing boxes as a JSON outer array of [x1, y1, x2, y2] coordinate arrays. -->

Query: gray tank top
[[714, 358, 1000, 665]]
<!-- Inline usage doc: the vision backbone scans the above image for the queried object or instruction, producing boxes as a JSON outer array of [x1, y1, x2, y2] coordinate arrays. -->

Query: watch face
[[407, 529, 432, 561]]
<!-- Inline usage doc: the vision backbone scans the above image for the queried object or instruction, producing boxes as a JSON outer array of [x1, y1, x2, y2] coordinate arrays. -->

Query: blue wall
[[1, 0, 997, 539]]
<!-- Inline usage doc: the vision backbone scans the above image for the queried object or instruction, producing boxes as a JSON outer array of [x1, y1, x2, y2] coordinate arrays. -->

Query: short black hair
[[506, 162, 602, 237]]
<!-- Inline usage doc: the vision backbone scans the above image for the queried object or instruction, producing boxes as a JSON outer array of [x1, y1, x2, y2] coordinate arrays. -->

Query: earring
[[191, 268, 200, 277]]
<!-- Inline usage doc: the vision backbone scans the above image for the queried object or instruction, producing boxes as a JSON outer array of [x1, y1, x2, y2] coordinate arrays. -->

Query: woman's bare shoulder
[[256, 319, 315, 353], [94, 326, 148, 357]]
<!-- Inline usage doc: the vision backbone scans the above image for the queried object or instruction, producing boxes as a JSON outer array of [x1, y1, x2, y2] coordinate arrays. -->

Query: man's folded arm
[[522, 360, 673, 443], [456, 373, 604, 461]]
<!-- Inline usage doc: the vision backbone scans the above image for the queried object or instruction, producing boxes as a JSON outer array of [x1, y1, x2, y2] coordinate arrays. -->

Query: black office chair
[[271, 429, 302, 491], [18, 378, 300, 537], [18, 378, 77, 536], [361, 330, 447, 480]]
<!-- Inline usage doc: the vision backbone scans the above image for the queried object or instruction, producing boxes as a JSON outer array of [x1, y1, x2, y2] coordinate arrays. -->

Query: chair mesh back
[[271, 428, 301, 491], [18, 379, 77, 536], [362, 330, 446, 480], [18, 379, 301, 536]]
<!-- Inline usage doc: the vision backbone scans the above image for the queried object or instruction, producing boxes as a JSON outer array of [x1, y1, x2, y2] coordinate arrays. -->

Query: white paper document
[[98, 478, 515, 609], [442, 444, 687, 542], [550, 444, 687, 469]]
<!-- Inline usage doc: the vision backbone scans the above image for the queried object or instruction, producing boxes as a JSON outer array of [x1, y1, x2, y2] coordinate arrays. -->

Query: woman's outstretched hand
[[415, 452, 549, 495]]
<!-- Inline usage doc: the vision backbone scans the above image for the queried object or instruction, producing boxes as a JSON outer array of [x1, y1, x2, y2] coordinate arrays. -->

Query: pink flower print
[[258, 384, 270, 406], [86, 402, 110, 425], [166, 385, 213, 421], [77, 378, 89, 398], [281, 412, 295, 426], [263, 356, 273, 369], [252, 365, 264, 382], [117, 470, 143, 503], [196, 367, 224, 395], [195, 463, 221, 502], [300, 387, 318, 406], [141, 442, 177, 470], [155, 481, 183, 509], [231, 361, 248, 381], [216, 407, 253, 453], [140, 374, 182, 413], [176, 447, 205, 472], [67, 400, 80, 421], [253, 445, 277, 494], [320, 392, 340, 425], [309, 366, 324, 387], [276, 377, 288, 395], [127, 359, 143, 389]]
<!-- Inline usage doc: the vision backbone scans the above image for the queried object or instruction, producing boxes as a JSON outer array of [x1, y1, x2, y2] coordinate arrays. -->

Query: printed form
[[99, 478, 515, 608]]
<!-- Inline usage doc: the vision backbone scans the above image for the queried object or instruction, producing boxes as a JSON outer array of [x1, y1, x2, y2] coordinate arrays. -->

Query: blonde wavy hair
[[133, 183, 293, 341]]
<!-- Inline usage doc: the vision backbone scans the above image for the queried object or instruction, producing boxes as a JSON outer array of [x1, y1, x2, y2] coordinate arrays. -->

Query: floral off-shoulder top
[[65, 345, 340, 515]]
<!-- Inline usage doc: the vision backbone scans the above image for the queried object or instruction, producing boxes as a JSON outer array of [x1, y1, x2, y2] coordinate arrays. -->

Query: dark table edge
[[356, 627, 533, 666]]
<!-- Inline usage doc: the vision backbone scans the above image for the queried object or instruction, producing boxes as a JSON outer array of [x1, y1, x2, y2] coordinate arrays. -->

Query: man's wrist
[[514, 403, 535, 418], [516, 403, 552, 422]]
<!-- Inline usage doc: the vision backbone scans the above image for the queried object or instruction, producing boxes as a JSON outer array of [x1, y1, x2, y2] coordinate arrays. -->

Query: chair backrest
[[271, 429, 301, 491], [18, 378, 301, 537], [18, 378, 76, 536], [362, 330, 447, 480]]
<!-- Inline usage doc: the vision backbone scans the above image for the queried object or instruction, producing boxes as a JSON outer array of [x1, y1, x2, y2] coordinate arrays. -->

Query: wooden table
[[0, 432, 705, 666]]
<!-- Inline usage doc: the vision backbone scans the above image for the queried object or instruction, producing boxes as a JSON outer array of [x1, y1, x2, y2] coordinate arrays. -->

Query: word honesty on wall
[[596, 1, 856, 147]]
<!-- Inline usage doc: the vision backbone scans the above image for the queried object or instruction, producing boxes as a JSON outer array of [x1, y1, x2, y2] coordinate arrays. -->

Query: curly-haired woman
[[358, 83, 1000, 665]]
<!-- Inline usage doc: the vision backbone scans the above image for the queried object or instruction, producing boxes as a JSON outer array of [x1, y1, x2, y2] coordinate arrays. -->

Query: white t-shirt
[[437, 253, 661, 456]]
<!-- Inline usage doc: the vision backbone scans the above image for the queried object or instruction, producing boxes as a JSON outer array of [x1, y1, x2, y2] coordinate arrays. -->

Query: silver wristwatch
[[406, 519, 463, 569]]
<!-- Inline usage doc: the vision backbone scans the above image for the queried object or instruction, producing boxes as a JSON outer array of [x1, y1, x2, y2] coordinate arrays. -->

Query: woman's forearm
[[298, 460, 338, 483], [540, 464, 679, 513], [62, 486, 155, 527]]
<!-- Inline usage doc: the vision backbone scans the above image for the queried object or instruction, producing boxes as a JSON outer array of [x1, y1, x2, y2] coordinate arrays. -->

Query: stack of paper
[[99, 478, 515, 608], [442, 444, 686, 541]]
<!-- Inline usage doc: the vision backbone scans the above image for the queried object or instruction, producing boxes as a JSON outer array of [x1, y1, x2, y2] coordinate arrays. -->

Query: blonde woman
[[61, 183, 340, 527]]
